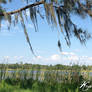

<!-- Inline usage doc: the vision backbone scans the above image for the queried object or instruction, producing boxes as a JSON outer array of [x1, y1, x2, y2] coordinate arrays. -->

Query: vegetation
[[0, 63, 92, 92], [0, 63, 92, 70], [0, 0, 92, 91]]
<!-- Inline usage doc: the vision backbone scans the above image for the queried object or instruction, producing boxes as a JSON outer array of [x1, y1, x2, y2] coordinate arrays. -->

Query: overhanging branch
[[0, 1, 44, 16]]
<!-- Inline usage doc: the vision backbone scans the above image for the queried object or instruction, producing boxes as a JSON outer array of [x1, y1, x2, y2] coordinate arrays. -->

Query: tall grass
[[0, 64, 92, 92]]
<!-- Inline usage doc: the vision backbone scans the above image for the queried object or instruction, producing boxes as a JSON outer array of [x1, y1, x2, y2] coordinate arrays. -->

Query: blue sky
[[0, 0, 92, 65]]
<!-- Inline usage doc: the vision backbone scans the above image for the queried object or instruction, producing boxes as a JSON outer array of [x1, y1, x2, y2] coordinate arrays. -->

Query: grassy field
[[0, 64, 92, 92], [0, 80, 80, 92]]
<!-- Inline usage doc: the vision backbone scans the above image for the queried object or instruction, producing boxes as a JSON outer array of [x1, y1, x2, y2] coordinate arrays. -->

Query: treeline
[[0, 63, 91, 70]]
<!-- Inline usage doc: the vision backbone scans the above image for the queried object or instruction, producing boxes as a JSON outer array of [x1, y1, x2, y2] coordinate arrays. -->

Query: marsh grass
[[0, 64, 92, 92]]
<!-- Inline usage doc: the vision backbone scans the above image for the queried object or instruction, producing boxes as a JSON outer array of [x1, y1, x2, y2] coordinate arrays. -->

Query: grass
[[0, 80, 80, 92], [0, 64, 92, 92], [0, 81, 32, 92]]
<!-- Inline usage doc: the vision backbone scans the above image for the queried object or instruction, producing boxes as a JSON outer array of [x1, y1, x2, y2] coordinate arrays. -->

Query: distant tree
[[82, 65, 87, 70], [0, 0, 92, 55]]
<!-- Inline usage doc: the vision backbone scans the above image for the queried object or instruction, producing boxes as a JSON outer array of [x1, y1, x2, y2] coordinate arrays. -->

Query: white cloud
[[13, 56, 18, 59], [1, 51, 92, 65], [61, 52, 75, 56], [37, 56, 42, 59], [3, 56, 10, 59], [88, 57, 92, 61], [74, 49, 80, 52], [50, 54, 61, 61], [68, 55, 79, 61], [13, 56, 24, 60], [79, 56, 92, 62], [61, 52, 69, 55]]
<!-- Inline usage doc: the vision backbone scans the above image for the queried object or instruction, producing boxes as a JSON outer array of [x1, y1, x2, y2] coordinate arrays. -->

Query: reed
[[0, 64, 92, 92]]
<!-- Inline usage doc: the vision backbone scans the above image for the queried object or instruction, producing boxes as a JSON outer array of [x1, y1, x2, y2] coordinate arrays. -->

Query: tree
[[0, 0, 92, 56]]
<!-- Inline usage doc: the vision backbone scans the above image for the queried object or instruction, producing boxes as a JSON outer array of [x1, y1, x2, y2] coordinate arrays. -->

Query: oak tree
[[0, 0, 92, 55]]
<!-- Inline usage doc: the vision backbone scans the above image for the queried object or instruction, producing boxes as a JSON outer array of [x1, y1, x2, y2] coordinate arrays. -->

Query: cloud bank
[[0, 51, 92, 65]]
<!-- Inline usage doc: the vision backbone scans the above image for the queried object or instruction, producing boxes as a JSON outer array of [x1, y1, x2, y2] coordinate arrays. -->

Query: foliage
[[0, 63, 92, 91], [0, 0, 92, 54], [0, 63, 91, 70], [0, 80, 32, 92]]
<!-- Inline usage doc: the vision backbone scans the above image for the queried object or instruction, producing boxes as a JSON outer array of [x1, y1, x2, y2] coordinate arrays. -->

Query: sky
[[0, 0, 92, 65]]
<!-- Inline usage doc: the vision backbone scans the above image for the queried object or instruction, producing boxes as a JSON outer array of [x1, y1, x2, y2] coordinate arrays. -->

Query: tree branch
[[0, 1, 44, 16]]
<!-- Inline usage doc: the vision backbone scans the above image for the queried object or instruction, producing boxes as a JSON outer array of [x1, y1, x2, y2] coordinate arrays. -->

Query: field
[[0, 64, 92, 92]]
